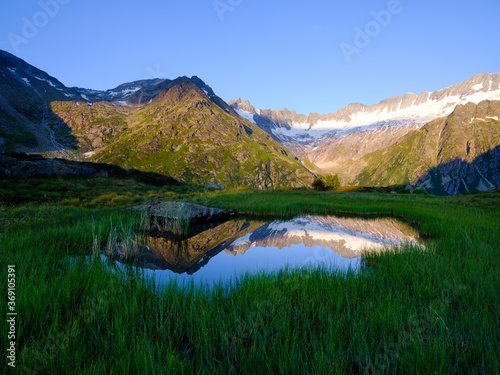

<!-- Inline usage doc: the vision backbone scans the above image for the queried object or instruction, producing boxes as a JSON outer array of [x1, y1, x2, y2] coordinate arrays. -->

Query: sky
[[1, 0, 499, 115]]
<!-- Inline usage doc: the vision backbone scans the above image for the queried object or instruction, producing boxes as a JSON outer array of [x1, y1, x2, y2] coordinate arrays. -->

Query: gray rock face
[[130, 201, 235, 224], [416, 146, 500, 195]]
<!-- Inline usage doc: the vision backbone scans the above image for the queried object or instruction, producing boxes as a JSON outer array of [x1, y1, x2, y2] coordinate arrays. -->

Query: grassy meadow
[[0, 176, 499, 374]]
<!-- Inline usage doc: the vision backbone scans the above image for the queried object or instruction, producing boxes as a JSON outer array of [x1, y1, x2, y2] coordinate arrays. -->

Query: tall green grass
[[148, 202, 192, 237], [0, 186, 499, 373]]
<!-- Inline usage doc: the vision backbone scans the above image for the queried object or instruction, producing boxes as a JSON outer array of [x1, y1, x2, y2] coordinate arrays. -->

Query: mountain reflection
[[134, 215, 421, 275], [225, 216, 421, 259], [137, 220, 265, 273]]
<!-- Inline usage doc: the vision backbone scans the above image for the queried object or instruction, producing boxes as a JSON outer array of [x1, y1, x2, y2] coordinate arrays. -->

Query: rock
[[97, 170, 109, 178], [203, 183, 225, 190], [130, 201, 235, 224]]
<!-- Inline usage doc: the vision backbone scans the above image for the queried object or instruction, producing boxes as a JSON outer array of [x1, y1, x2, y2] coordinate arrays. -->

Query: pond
[[110, 215, 422, 290]]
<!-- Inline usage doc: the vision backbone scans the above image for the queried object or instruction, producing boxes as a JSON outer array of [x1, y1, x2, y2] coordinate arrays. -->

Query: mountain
[[50, 77, 315, 188], [2, 49, 498, 193], [0, 50, 85, 154], [230, 73, 500, 144], [73, 79, 166, 103], [0, 50, 315, 188], [354, 100, 500, 195], [231, 74, 500, 191]]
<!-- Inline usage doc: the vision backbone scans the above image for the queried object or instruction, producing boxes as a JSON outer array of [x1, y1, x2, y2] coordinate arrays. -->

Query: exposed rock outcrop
[[130, 201, 236, 225]]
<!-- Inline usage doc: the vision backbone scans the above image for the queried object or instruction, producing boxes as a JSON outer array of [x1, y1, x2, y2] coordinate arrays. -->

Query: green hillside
[[354, 101, 500, 194], [51, 78, 314, 188]]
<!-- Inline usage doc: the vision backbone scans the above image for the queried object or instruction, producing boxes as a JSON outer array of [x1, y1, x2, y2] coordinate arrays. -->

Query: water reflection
[[138, 220, 265, 273], [119, 215, 421, 289], [226, 216, 420, 259]]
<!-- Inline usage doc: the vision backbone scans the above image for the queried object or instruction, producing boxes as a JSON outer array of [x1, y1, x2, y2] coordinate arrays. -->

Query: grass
[[0, 177, 499, 373]]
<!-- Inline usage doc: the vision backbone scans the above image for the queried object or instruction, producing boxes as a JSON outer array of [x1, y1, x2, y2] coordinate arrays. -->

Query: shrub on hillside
[[324, 174, 341, 189], [311, 178, 326, 191]]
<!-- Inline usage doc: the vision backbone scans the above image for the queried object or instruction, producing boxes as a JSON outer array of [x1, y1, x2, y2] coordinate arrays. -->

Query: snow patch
[[83, 151, 96, 158], [109, 87, 141, 97], [121, 87, 141, 95], [235, 109, 256, 124], [33, 75, 58, 87], [472, 83, 484, 91], [470, 116, 499, 123]]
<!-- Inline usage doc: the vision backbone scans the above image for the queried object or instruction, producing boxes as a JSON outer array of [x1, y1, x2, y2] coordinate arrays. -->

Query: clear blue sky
[[1, 0, 499, 115]]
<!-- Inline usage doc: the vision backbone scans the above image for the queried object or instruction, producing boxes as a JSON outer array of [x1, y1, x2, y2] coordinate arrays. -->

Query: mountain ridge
[[0, 50, 315, 188], [1, 49, 498, 194], [50, 76, 315, 188], [230, 72, 500, 143]]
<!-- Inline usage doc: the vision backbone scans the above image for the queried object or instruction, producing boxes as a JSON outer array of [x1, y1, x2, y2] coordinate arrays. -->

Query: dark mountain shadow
[[0, 100, 80, 154], [415, 145, 500, 195], [0, 50, 84, 153]]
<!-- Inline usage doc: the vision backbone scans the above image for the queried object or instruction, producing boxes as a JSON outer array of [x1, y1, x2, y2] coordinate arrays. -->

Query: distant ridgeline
[[1, 49, 499, 194]]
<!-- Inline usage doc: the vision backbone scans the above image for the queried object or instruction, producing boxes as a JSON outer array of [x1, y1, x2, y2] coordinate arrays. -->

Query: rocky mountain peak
[[229, 99, 257, 113], [230, 72, 500, 144]]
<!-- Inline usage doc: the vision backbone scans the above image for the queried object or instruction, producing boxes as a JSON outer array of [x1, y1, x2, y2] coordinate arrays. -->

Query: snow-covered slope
[[0, 50, 85, 102], [73, 79, 166, 102], [230, 73, 500, 143]]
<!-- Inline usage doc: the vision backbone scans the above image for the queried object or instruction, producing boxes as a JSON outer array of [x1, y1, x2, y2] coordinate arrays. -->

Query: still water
[[113, 215, 421, 289]]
